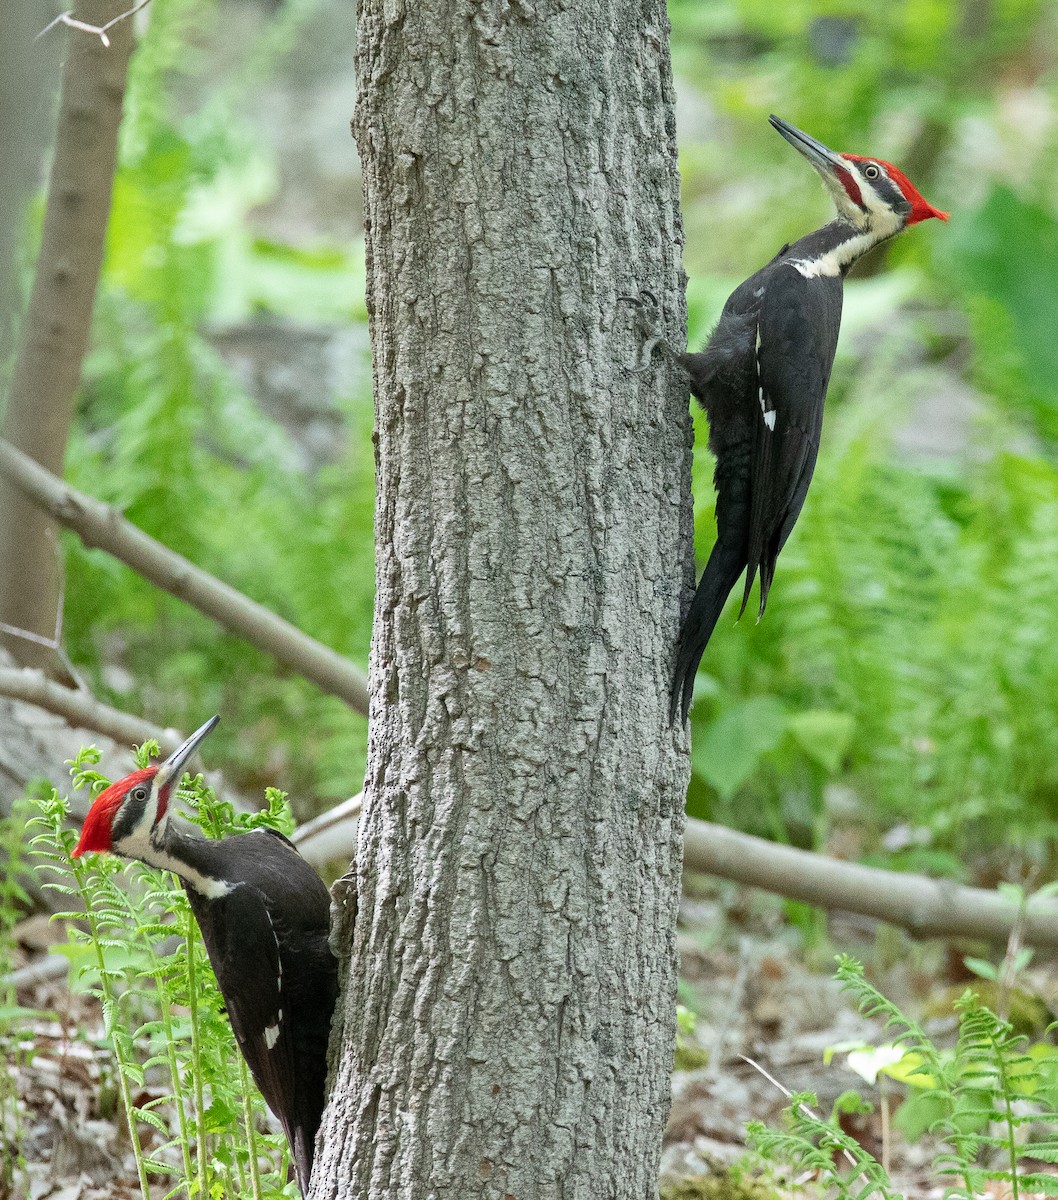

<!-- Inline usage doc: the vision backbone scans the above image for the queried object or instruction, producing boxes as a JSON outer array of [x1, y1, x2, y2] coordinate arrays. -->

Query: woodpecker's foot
[[619, 289, 668, 371], [328, 867, 358, 959]]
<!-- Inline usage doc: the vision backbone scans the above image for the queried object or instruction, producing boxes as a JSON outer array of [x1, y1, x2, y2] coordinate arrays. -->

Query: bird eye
[[864, 164, 880, 180], [133, 786, 148, 802]]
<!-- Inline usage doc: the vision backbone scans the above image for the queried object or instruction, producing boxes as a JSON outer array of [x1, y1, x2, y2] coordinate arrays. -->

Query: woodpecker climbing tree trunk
[[314, 2, 692, 1197]]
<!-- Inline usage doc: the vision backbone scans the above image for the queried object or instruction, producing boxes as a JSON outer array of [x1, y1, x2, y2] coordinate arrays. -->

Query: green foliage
[[749, 1093, 903, 1200], [948, 187, 1058, 441], [29, 750, 297, 1199], [0, 796, 41, 1198], [50, 0, 371, 818], [686, 395, 1058, 862], [786, 956, 1058, 1198]]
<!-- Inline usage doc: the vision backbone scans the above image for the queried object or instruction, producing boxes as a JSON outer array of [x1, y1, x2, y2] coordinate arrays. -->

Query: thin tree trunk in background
[[0, 2, 133, 676], [315, 1, 692, 1196], [0, 2, 58, 367]]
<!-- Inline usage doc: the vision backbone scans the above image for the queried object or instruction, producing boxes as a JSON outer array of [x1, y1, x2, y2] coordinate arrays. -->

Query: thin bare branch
[[278, 805, 1058, 948], [5, 954, 68, 991], [0, 438, 370, 714], [739, 1055, 859, 1171], [291, 793, 362, 866], [37, 0, 152, 47]]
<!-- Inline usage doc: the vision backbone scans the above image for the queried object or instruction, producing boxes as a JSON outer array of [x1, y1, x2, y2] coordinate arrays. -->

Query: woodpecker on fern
[[73, 716, 337, 1196], [667, 115, 947, 724]]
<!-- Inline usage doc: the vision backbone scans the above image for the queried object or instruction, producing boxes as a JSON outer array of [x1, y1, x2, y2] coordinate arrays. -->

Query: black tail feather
[[293, 1125, 313, 1196], [670, 539, 747, 725]]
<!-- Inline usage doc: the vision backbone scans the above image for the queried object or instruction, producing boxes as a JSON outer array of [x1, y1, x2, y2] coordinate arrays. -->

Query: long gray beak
[[769, 114, 845, 176], [155, 715, 220, 792]]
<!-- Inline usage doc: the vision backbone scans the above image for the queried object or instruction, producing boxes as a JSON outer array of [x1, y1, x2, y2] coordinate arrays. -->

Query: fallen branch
[[683, 819, 1058, 949], [286, 802, 1058, 947], [6, 954, 68, 991], [0, 439, 370, 715], [0, 666, 180, 753]]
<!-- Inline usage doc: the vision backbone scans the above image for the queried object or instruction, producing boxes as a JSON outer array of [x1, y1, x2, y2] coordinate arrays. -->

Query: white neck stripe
[[788, 227, 888, 279], [144, 845, 235, 898]]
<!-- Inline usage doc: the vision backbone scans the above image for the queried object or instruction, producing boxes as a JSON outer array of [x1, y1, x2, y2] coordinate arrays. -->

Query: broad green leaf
[[787, 709, 855, 774], [948, 185, 1058, 422], [691, 696, 787, 799]]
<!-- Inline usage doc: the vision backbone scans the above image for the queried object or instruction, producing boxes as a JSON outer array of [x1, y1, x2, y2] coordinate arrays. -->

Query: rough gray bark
[[314, 2, 691, 1197]]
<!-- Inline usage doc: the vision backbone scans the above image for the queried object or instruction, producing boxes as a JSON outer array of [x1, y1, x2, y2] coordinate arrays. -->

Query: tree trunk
[[314, 2, 691, 1197], [0, 2, 133, 675], [0, 0, 57, 367]]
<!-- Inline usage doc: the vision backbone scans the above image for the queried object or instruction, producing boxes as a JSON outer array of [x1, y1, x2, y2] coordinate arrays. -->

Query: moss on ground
[[660, 1170, 778, 1200]]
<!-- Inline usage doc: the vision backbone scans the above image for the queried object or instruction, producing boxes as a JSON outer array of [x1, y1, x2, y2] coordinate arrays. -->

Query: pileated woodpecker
[[669, 115, 948, 723], [73, 717, 337, 1196]]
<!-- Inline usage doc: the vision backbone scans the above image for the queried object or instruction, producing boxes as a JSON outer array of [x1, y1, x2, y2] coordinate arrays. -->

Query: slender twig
[[704, 935, 752, 1081], [290, 792, 362, 866], [0, 533, 85, 688], [739, 1054, 860, 1171], [0, 439, 370, 714], [37, 0, 152, 47], [0, 622, 56, 650], [994, 870, 1036, 1022]]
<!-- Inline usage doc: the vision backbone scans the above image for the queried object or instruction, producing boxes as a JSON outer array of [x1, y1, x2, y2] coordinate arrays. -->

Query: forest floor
[[5, 879, 1058, 1199]]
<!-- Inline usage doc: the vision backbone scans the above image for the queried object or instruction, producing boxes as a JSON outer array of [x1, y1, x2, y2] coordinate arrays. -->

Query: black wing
[[189, 884, 298, 1150], [740, 267, 841, 616]]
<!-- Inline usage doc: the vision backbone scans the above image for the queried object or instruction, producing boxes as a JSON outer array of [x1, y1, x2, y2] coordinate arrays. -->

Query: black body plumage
[[671, 227, 845, 723], [72, 716, 341, 1197], [171, 826, 338, 1195], [668, 115, 948, 723]]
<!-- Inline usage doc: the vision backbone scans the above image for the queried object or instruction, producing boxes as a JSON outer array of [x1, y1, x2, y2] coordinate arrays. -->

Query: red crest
[[842, 154, 949, 225], [72, 767, 159, 857]]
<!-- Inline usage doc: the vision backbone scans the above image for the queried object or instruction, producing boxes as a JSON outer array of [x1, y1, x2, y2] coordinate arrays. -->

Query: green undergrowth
[[0, 797, 41, 1198], [30, 743, 298, 1199], [749, 955, 1058, 1198], [686, 400, 1058, 870]]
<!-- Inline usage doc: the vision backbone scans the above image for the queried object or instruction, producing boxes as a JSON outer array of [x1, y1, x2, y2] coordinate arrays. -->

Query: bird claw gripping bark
[[619, 288, 667, 371], [328, 866, 358, 960]]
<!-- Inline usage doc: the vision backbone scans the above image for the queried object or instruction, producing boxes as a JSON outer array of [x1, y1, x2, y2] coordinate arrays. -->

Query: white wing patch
[[755, 324, 766, 416], [264, 910, 284, 1043], [755, 321, 776, 433]]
